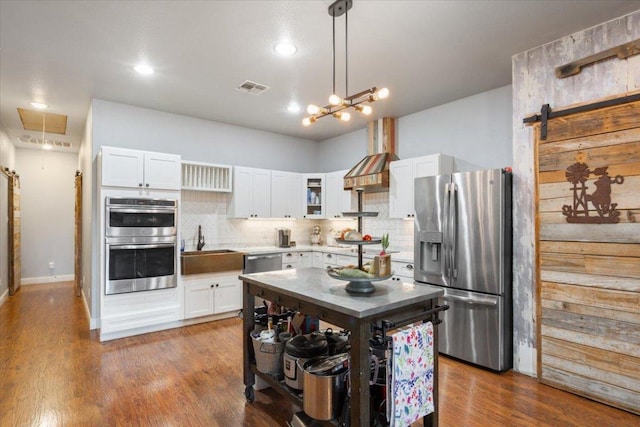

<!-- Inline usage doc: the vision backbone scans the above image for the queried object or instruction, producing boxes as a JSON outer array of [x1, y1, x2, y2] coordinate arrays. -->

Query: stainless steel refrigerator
[[414, 168, 512, 371]]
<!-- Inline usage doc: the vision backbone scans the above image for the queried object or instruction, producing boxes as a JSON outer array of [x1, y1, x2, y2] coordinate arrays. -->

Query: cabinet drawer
[[392, 261, 415, 279]]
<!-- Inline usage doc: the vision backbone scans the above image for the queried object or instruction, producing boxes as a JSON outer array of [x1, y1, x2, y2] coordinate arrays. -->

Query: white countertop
[[212, 244, 414, 263], [240, 267, 441, 318]]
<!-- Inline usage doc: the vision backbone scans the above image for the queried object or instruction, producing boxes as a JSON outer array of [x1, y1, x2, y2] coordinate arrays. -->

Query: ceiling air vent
[[17, 135, 73, 149], [235, 80, 270, 95]]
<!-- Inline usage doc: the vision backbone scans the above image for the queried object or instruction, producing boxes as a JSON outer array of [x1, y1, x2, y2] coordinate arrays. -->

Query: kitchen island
[[240, 267, 445, 426]]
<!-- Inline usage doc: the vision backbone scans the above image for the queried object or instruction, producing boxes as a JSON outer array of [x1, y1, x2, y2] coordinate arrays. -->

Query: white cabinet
[[184, 279, 215, 319], [389, 154, 453, 218], [271, 171, 303, 218], [322, 252, 339, 269], [325, 170, 355, 218], [312, 252, 323, 268], [282, 251, 298, 270], [181, 161, 232, 192], [228, 166, 272, 218], [101, 146, 181, 190], [298, 251, 313, 268], [391, 260, 415, 282], [302, 174, 325, 219], [183, 271, 242, 319], [215, 275, 243, 313]]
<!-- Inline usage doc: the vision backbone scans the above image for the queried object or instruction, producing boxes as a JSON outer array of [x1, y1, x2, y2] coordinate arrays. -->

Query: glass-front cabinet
[[302, 174, 325, 218]]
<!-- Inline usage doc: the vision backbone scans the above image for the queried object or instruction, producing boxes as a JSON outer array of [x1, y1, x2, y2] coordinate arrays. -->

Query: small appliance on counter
[[310, 225, 322, 245], [276, 228, 291, 247]]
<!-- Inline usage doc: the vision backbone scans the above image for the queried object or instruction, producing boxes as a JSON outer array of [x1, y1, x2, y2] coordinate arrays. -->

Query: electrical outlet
[[49, 261, 55, 269]]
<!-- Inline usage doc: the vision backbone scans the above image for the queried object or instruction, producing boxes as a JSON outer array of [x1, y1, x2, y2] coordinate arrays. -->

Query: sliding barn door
[[8, 174, 21, 296], [535, 96, 640, 414], [74, 171, 82, 297]]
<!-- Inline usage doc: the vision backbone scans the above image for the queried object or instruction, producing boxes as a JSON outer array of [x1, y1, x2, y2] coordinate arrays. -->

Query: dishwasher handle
[[246, 254, 282, 261]]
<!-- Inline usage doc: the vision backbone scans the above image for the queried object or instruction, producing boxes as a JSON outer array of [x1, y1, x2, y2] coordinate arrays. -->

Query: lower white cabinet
[[282, 251, 298, 269], [298, 251, 313, 268], [391, 261, 415, 282], [183, 271, 242, 319], [312, 252, 323, 268]]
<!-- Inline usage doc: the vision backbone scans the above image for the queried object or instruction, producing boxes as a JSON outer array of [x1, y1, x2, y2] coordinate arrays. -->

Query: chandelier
[[302, 0, 389, 127]]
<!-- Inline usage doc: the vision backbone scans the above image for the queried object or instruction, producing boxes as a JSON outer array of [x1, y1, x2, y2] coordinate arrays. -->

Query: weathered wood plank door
[[535, 95, 640, 415], [74, 171, 82, 297], [8, 173, 21, 296]]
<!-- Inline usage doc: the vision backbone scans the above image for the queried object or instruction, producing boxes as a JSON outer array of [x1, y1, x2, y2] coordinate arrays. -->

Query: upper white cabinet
[[228, 166, 271, 218], [325, 170, 356, 219], [101, 146, 181, 190], [271, 171, 303, 218], [389, 154, 453, 218], [302, 174, 325, 219]]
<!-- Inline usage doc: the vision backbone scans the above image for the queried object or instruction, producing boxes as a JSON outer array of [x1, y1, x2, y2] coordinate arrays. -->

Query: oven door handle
[[107, 207, 176, 214], [107, 243, 176, 250]]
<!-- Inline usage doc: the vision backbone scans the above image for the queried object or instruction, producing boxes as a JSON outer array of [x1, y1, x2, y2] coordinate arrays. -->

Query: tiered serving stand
[[327, 188, 392, 293]]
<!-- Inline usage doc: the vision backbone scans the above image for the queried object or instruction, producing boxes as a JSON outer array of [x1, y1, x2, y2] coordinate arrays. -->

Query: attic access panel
[[17, 108, 68, 134]]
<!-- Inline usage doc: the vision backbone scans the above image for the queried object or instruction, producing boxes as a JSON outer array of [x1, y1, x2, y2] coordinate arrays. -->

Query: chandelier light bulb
[[355, 105, 372, 115], [329, 94, 342, 106], [302, 116, 317, 126], [340, 111, 351, 121], [307, 104, 320, 115], [377, 87, 390, 99]]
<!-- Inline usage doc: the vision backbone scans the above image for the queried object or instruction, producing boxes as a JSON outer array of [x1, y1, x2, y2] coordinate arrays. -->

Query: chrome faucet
[[197, 225, 205, 251]]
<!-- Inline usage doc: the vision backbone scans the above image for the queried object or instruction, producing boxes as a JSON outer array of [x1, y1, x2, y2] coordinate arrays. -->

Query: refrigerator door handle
[[442, 294, 497, 306], [442, 183, 451, 279], [451, 183, 458, 280]]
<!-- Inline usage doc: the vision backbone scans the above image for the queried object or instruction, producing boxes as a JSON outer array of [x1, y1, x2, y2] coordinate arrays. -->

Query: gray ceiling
[[1, 0, 639, 152]]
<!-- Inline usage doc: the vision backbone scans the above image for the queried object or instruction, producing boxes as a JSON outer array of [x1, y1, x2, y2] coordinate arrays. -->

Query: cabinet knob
[[211, 284, 215, 288], [138, 183, 143, 187], [216, 283, 219, 287], [406, 264, 414, 270], [145, 183, 150, 188]]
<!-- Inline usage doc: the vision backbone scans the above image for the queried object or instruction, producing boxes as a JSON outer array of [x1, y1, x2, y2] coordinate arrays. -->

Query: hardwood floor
[[1, 282, 637, 426]]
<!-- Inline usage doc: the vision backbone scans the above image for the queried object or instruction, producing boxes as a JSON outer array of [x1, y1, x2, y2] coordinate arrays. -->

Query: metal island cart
[[240, 267, 445, 426]]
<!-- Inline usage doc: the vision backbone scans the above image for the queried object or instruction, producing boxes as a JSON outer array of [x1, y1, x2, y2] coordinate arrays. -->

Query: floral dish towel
[[390, 321, 435, 427]]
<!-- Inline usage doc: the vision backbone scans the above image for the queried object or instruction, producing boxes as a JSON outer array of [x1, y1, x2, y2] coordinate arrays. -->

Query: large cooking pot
[[284, 333, 328, 390], [324, 328, 350, 355], [302, 354, 349, 421]]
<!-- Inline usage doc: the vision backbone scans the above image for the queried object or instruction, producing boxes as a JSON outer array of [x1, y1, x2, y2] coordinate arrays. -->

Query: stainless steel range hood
[[343, 117, 397, 193]]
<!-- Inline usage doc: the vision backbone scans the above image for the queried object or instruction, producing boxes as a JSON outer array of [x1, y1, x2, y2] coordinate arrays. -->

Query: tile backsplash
[[180, 190, 414, 253]]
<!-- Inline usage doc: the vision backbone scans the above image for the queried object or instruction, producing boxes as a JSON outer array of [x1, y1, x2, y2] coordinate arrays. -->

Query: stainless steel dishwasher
[[243, 253, 282, 274], [243, 253, 282, 308]]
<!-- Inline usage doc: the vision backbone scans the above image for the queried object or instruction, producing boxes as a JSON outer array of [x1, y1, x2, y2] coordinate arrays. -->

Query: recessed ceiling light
[[134, 63, 154, 75], [30, 102, 48, 109], [275, 43, 297, 56], [287, 103, 301, 113]]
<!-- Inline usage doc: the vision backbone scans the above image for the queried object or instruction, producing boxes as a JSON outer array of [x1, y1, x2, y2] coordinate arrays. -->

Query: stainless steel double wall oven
[[105, 197, 178, 295]]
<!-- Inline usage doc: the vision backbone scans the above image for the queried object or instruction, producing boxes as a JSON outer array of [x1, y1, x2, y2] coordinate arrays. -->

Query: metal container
[[302, 355, 349, 421], [276, 228, 291, 247], [284, 333, 328, 390]]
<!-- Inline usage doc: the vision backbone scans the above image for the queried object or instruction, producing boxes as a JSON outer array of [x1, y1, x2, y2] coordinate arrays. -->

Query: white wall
[[79, 105, 96, 325], [511, 11, 640, 376], [15, 148, 77, 283], [317, 85, 513, 172], [0, 129, 16, 168], [90, 99, 319, 172]]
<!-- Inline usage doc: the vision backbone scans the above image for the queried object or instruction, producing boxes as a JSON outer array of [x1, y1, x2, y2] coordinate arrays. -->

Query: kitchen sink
[[181, 249, 245, 275]]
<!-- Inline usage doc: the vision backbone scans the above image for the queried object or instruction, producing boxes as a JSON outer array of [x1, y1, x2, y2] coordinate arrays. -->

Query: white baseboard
[[80, 289, 100, 330], [21, 274, 74, 285], [0, 288, 8, 307], [99, 311, 241, 342]]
